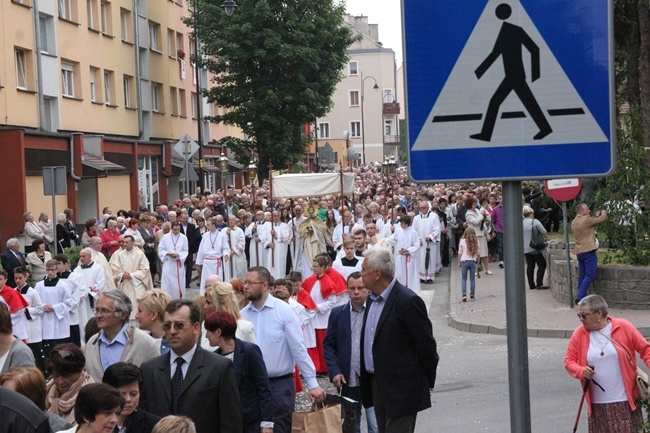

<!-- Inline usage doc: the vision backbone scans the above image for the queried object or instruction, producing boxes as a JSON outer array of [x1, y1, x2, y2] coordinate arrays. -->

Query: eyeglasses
[[162, 321, 192, 331], [96, 308, 118, 316], [243, 281, 265, 286], [577, 312, 593, 320]]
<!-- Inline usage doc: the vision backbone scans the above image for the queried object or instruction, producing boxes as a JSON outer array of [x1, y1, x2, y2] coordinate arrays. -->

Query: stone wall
[[547, 244, 650, 310]]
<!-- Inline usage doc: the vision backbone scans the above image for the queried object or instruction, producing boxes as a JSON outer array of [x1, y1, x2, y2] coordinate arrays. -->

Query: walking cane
[[573, 366, 599, 433]]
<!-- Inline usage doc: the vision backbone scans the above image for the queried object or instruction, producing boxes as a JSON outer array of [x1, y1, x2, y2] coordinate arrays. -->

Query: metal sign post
[[43, 166, 67, 253]]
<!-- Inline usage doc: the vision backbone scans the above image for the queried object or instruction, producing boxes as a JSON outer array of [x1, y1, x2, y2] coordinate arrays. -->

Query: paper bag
[[292, 403, 342, 433]]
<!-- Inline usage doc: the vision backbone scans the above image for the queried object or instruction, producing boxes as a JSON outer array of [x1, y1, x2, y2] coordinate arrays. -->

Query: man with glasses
[[140, 299, 242, 433], [241, 267, 326, 433], [85, 290, 159, 382]]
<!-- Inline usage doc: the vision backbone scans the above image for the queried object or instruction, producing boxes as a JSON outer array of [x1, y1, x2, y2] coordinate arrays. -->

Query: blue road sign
[[404, 0, 615, 182]]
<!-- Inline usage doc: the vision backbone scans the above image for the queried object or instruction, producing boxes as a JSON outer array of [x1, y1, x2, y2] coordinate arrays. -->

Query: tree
[[191, 0, 357, 182]]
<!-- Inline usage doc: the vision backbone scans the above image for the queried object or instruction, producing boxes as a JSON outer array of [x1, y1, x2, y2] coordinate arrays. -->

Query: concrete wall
[[548, 246, 650, 310]]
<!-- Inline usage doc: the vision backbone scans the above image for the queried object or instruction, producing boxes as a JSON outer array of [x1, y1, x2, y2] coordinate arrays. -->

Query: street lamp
[[194, 0, 237, 193], [361, 72, 379, 166]]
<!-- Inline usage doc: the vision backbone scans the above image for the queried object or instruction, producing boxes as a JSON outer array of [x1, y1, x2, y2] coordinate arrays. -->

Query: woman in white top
[[23, 212, 46, 254], [25, 240, 52, 286], [38, 213, 55, 254], [124, 219, 144, 249], [200, 281, 255, 351], [464, 198, 492, 275]]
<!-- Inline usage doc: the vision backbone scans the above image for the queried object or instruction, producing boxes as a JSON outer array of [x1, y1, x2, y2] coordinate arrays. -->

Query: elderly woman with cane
[[564, 294, 650, 433]]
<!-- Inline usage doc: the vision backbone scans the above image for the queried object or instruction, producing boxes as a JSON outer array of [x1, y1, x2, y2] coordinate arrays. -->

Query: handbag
[[529, 220, 548, 250], [292, 402, 342, 433], [324, 393, 358, 433], [597, 331, 650, 401]]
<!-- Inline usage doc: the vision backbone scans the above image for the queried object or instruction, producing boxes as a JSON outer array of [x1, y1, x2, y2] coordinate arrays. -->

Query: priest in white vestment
[[223, 215, 246, 282], [196, 217, 230, 295], [413, 202, 441, 283], [88, 236, 117, 291], [111, 235, 154, 321], [387, 216, 421, 294], [158, 223, 188, 300], [74, 248, 105, 342], [245, 211, 270, 268], [289, 206, 307, 274], [262, 211, 292, 280]]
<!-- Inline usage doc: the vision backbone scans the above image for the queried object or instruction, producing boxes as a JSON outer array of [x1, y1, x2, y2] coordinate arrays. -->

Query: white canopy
[[272, 173, 355, 198]]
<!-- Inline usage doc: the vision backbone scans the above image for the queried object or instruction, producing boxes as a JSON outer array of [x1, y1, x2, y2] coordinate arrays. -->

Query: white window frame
[[15, 49, 28, 90], [120, 9, 129, 41], [348, 61, 358, 76], [151, 83, 161, 112], [349, 90, 360, 107], [318, 122, 330, 139], [104, 71, 111, 104], [59, 0, 72, 20], [384, 119, 393, 136], [190, 92, 197, 119], [383, 89, 394, 103], [100, 1, 108, 33], [124, 76, 131, 107], [148, 22, 160, 51], [90, 67, 97, 101], [350, 121, 361, 138], [61, 62, 75, 97], [39, 15, 50, 54], [170, 86, 178, 115], [167, 29, 176, 57], [86, 0, 95, 28]]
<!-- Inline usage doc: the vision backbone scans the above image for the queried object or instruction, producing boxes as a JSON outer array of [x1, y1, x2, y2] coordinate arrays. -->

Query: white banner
[[272, 173, 355, 198]]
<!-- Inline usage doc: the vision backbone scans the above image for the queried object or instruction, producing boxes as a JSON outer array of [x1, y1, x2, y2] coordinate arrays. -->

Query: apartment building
[[0, 0, 242, 244], [312, 14, 400, 169]]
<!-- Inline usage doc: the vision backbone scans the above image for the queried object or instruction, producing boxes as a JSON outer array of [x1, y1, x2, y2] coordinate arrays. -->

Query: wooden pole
[[269, 162, 274, 268]]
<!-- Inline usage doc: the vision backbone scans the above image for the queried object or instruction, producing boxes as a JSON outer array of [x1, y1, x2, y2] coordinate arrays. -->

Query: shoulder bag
[[598, 331, 650, 401], [529, 220, 548, 250]]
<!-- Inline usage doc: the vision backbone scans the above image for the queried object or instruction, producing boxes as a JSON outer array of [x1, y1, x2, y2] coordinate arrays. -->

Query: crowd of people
[[1, 163, 644, 433]]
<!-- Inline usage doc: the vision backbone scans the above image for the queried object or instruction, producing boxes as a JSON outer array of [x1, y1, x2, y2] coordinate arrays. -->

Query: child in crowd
[[458, 227, 480, 302]]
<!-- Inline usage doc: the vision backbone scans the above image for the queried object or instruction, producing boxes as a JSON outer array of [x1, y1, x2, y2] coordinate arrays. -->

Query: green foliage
[[65, 246, 83, 269], [190, 0, 357, 180], [594, 106, 650, 266]]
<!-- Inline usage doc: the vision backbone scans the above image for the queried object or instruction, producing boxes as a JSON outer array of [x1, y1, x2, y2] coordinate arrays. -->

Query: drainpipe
[[33, 0, 46, 129], [133, 0, 144, 139], [69, 134, 82, 181]]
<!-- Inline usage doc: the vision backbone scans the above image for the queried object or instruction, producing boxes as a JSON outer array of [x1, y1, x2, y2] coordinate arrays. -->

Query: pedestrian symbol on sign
[[470, 3, 552, 142]]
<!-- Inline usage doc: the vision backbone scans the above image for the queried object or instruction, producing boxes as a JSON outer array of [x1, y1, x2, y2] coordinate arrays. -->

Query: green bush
[[64, 246, 83, 269]]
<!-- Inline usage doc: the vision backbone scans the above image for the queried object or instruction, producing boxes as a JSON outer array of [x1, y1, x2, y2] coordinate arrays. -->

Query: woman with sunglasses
[[564, 294, 650, 433], [45, 343, 95, 425]]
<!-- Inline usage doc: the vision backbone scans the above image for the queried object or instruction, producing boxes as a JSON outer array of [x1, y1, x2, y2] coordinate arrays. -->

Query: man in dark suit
[[1, 238, 27, 288], [139, 299, 242, 433], [179, 212, 200, 288], [324, 271, 378, 433], [360, 248, 439, 433]]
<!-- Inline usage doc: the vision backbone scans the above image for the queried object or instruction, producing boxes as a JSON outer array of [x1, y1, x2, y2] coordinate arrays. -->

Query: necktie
[[171, 357, 185, 414]]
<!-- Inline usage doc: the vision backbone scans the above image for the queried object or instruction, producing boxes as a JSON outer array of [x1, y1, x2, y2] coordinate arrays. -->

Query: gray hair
[[363, 248, 395, 280], [6, 238, 19, 249], [23, 212, 32, 221], [578, 294, 609, 317], [168, 211, 177, 218], [56, 213, 67, 224], [89, 236, 102, 247], [80, 248, 93, 256], [100, 290, 133, 320]]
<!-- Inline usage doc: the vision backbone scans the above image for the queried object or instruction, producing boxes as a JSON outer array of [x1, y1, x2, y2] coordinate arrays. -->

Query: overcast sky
[[344, 0, 404, 64]]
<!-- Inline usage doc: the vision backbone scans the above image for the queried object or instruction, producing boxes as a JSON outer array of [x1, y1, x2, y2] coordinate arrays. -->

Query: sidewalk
[[447, 257, 650, 338]]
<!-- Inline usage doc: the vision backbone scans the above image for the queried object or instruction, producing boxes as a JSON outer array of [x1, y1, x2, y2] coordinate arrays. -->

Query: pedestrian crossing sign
[[404, 0, 615, 182]]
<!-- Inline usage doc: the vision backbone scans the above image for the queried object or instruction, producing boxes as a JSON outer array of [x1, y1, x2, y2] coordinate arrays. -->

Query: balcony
[[384, 134, 401, 146], [383, 102, 400, 115]]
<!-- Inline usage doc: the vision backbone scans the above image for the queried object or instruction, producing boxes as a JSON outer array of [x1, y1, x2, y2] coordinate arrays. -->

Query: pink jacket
[[564, 317, 650, 415]]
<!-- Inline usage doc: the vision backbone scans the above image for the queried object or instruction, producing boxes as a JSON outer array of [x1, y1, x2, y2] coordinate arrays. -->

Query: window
[[167, 29, 176, 57], [176, 32, 184, 57], [38, 15, 57, 55], [12, 0, 33, 5], [100, 1, 111, 34], [348, 61, 358, 76], [169, 86, 178, 115], [61, 61, 76, 97], [384, 119, 393, 136], [87, 0, 97, 29], [179, 89, 187, 117], [123, 75, 132, 107], [104, 70, 115, 105], [120, 8, 131, 42], [383, 89, 394, 103], [318, 122, 330, 139], [15, 49, 29, 89], [190, 92, 197, 119], [89, 66, 100, 102], [148, 21, 161, 51], [59, 0, 76, 21], [350, 121, 361, 138], [349, 90, 360, 107], [151, 82, 162, 112]]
